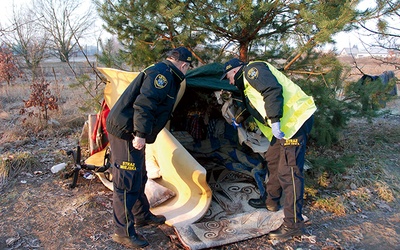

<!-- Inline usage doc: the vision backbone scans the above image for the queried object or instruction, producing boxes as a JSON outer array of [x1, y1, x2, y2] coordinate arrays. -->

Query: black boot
[[112, 233, 149, 248], [266, 201, 280, 212], [268, 224, 304, 241], [135, 213, 166, 227], [248, 193, 266, 209]]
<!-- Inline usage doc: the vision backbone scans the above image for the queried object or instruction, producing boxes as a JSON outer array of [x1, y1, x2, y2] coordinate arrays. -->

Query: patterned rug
[[174, 164, 284, 249]]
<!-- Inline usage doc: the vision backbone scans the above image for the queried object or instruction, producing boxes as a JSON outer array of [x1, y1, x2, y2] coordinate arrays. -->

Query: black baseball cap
[[169, 47, 193, 67], [220, 58, 244, 80]]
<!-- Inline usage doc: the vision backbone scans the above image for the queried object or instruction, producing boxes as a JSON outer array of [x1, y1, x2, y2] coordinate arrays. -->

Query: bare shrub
[[0, 45, 23, 85], [20, 79, 59, 122]]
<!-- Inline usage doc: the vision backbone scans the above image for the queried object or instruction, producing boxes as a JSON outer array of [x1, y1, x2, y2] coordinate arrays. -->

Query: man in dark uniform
[[106, 47, 193, 248], [221, 58, 316, 241]]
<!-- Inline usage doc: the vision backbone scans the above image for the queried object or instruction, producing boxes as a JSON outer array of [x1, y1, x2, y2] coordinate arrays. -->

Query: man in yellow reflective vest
[[221, 58, 317, 241]]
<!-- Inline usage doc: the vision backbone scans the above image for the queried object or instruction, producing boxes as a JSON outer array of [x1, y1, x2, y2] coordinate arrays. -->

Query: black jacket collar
[[162, 60, 186, 82]]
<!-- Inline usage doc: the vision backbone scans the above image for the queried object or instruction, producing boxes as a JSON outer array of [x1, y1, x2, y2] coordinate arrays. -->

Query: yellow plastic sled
[[85, 67, 212, 227]]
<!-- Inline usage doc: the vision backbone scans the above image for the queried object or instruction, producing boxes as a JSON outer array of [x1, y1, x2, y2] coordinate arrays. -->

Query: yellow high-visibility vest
[[243, 61, 317, 140]]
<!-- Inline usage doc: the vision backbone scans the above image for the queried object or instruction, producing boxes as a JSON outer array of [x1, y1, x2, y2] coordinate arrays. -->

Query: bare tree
[[32, 0, 96, 62], [0, 4, 47, 79], [7, 7, 48, 78], [358, 0, 400, 67]]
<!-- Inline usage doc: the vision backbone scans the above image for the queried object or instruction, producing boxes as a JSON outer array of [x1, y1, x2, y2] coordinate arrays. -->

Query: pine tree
[[96, 0, 209, 68], [96, 38, 127, 70], [95, 0, 392, 147], [188, 0, 359, 61]]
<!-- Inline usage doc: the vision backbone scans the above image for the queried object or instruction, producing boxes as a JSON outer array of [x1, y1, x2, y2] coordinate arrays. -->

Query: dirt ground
[[0, 58, 399, 250], [0, 99, 399, 250]]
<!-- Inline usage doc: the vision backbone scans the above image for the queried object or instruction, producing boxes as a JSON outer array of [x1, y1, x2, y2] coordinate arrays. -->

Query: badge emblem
[[154, 74, 168, 89], [248, 67, 258, 79]]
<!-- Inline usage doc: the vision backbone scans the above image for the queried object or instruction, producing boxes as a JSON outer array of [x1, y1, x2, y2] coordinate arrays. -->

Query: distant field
[[338, 56, 400, 81]]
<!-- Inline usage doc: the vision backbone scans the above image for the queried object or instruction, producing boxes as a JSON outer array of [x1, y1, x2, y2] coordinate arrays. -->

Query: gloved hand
[[271, 122, 285, 139], [232, 118, 241, 129], [132, 136, 146, 150]]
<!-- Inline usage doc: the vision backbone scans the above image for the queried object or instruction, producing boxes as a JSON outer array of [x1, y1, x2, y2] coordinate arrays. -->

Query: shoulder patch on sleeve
[[154, 74, 168, 89], [247, 67, 259, 80]]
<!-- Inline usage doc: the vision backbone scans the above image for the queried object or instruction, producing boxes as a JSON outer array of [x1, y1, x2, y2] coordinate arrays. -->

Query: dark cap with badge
[[169, 47, 193, 67], [220, 58, 245, 80]]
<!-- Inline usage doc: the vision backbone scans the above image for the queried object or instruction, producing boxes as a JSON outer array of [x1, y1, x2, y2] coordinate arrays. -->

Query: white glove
[[271, 122, 285, 139], [132, 136, 146, 150]]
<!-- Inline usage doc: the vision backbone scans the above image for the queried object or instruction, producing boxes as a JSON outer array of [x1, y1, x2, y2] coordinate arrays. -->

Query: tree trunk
[[239, 41, 249, 61]]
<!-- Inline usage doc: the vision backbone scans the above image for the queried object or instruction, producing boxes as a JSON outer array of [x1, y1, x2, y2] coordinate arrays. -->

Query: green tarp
[[185, 62, 238, 92]]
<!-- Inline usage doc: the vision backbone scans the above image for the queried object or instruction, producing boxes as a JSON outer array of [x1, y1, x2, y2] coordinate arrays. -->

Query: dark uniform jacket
[[106, 60, 185, 143], [234, 61, 284, 124]]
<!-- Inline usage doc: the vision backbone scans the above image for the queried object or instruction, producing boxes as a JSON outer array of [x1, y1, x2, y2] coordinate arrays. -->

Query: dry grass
[[0, 62, 98, 191], [0, 60, 101, 140], [306, 96, 400, 215], [313, 196, 347, 215], [375, 181, 395, 202], [338, 56, 400, 82], [0, 152, 41, 190]]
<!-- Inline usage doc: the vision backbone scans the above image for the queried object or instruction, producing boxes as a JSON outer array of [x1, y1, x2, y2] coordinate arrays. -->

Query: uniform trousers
[[265, 116, 314, 228], [108, 133, 151, 236]]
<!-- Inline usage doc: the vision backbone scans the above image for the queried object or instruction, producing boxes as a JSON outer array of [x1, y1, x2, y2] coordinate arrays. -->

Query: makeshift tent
[[85, 63, 279, 249]]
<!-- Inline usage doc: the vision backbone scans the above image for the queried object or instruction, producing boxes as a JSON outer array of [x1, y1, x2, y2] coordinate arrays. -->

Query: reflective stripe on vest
[[244, 61, 317, 140]]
